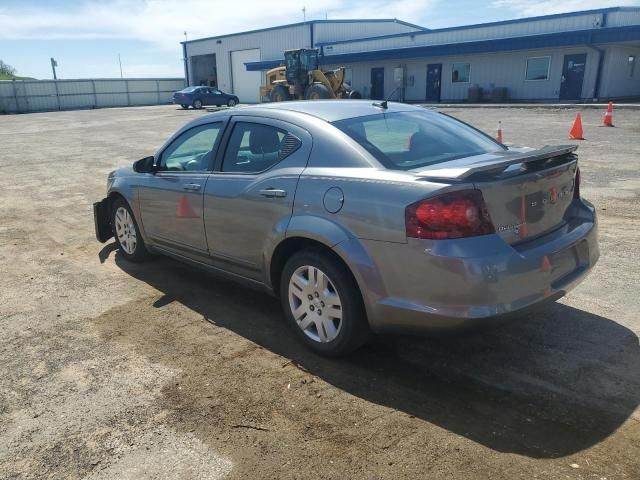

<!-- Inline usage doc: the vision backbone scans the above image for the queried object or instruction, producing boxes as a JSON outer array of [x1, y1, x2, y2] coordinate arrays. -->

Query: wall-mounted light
[[216, 40, 222, 44], [629, 55, 636, 63]]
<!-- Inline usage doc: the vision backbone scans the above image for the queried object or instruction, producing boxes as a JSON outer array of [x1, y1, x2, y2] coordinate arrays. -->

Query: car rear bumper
[[344, 200, 599, 334]]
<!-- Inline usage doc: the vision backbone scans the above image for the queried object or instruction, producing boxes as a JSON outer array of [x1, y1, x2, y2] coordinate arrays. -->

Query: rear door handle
[[259, 188, 287, 198], [183, 183, 201, 191]]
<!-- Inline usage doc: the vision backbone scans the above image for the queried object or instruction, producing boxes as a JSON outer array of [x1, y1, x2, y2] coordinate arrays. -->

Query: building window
[[525, 56, 551, 81], [451, 63, 470, 83]]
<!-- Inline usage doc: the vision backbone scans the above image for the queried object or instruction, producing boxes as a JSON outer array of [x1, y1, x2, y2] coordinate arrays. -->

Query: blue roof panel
[[245, 25, 640, 71]]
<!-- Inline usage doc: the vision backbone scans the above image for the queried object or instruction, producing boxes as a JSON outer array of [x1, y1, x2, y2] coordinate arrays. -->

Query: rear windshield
[[332, 111, 505, 170], [180, 87, 199, 93]]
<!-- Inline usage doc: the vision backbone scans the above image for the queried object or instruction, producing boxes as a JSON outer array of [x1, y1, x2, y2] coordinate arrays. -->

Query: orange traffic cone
[[603, 101, 614, 127], [496, 121, 503, 143], [569, 113, 584, 140]]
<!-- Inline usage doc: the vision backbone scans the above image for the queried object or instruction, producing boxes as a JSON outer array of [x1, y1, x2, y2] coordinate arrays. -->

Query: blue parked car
[[173, 86, 239, 109]]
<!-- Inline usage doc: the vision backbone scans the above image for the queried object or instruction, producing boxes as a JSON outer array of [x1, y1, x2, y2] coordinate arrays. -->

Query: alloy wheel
[[114, 206, 137, 255], [288, 265, 343, 343]]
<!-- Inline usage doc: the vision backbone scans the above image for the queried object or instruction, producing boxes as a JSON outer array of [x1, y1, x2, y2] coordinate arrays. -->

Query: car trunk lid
[[413, 145, 579, 244]]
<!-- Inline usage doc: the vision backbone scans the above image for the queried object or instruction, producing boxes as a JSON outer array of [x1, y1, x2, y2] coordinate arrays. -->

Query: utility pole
[[50, 57, 58, 80], [302, 6, 306, 22], [118, 54, 123, 78], [183, 31, 189, 86]]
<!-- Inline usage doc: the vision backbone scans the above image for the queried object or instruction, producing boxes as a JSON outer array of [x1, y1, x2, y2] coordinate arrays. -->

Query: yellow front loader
[[259, 48, 361, 102]]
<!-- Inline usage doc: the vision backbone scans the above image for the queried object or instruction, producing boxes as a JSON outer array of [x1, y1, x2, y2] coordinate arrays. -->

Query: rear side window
[[333, 111, 504, 170], [222, 122, 300, 173]]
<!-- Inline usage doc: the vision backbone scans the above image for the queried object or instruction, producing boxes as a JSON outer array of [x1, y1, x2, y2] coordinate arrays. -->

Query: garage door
[[231, 49, 261, 104]]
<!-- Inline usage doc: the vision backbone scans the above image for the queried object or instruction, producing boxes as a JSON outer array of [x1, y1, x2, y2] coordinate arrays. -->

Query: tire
[[192, 99, 203, 109], [227, 98, 237, 107], [304, 83, 332, 100], [111, 197, 149, 263], [180, 104, 189, 109], [280, 249, 370, 356], [347, 90, 362, 99], [270, 85, 290, 103]]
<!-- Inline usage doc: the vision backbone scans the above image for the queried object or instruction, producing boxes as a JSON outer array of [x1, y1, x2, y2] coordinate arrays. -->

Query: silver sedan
[[94, 101, 599, 355]]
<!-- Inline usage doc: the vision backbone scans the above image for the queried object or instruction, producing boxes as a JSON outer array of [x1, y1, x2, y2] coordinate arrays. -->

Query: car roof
[[216, 100, 427, 123]]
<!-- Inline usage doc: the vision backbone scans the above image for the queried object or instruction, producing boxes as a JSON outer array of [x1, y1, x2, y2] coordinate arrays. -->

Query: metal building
[[183, 7, 640, 103], [183, 19, 424, 103]]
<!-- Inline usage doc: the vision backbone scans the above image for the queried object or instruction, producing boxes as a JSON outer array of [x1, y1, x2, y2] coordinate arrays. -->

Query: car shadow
[[109, 247, 640, 459]]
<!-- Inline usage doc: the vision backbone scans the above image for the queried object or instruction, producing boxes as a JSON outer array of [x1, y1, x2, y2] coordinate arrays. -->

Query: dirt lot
[[1, 104, 639, 479]]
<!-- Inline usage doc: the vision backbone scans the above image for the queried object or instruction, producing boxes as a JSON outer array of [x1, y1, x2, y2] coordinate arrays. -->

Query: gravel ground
[[0, 104, 639, 479]]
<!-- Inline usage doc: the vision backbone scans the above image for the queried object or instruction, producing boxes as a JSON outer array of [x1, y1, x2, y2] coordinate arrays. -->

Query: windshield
[[332, 111, 505, 170]]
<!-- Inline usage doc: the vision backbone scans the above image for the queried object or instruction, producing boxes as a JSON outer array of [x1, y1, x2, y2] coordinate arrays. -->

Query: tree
[[0, 60, 17, 76]]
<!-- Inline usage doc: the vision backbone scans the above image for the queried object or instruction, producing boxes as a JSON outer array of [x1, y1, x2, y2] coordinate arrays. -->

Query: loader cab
[[284, 49, 319, 84]]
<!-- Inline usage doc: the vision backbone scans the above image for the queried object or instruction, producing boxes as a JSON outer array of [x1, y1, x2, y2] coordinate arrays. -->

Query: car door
[[211, 88, 225, 105], [203, 116, 312, 280], [138, 121, 225, 254]]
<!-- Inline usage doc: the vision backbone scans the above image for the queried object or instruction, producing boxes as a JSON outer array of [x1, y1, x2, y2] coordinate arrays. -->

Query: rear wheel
[[280, 249, 369, 356], [347, 90, 362, 99], [192, 99, 203, 109], [304, 83, 331, 100], [270, 86, 290, 103], [111, 198, 149, 262]]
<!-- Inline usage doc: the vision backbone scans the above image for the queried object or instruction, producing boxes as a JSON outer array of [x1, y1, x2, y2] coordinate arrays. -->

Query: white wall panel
[[0, 78, 185, 113], [324, 46, 601, 101], [599, 44, 640, 98]]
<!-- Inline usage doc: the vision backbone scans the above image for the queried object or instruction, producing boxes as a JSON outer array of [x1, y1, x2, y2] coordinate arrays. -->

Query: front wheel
[[227, 98, 237, 107], [280, 249, 370, 356], [111, 198, 149, 262], [270, 85, 290, 102], [304, 83, 332, 100]]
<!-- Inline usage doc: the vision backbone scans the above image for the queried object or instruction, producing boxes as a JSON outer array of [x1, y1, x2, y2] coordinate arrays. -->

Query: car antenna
[[372, 87, 402, 109]]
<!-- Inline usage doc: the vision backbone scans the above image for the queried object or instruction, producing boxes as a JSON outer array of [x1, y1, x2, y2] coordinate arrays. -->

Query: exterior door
[[138, 122, 224, 253], [371, 67, 385, 100], [426, 64, 442, 102], [230, 49, 261, 103], [203, 116, 311, 280], [559, 54, 587, 100]]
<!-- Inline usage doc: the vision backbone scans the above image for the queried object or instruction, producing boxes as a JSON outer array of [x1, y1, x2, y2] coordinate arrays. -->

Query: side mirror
[[133, 156, 156, 173]]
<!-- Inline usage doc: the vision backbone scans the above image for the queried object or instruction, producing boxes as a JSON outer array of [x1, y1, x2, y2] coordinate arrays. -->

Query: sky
[[0, 0, 638, 79]]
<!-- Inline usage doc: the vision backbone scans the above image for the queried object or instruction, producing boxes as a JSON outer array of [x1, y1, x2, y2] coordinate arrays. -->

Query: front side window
[[159, 123, 222, 172], [525, 57, 551, 81], [222, 122, 288, 173], [333, 111, 504, 171], [451, 63, 470, 83]]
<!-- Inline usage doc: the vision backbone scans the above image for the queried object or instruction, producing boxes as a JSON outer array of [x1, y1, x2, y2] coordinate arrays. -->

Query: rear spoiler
[[414, 145, 577, 181]]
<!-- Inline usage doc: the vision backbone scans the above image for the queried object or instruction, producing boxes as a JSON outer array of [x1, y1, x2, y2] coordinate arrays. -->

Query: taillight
[[574, 167, 580, 199], [405, 189, 495, 240]]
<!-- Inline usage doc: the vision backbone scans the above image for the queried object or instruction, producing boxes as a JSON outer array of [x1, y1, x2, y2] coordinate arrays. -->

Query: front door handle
[[183, 183, 201, 191], [259, 188, 287, 198]]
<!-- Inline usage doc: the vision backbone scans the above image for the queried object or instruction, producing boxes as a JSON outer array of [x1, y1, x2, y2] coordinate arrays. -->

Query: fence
[[0, 78, 186, 114]]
